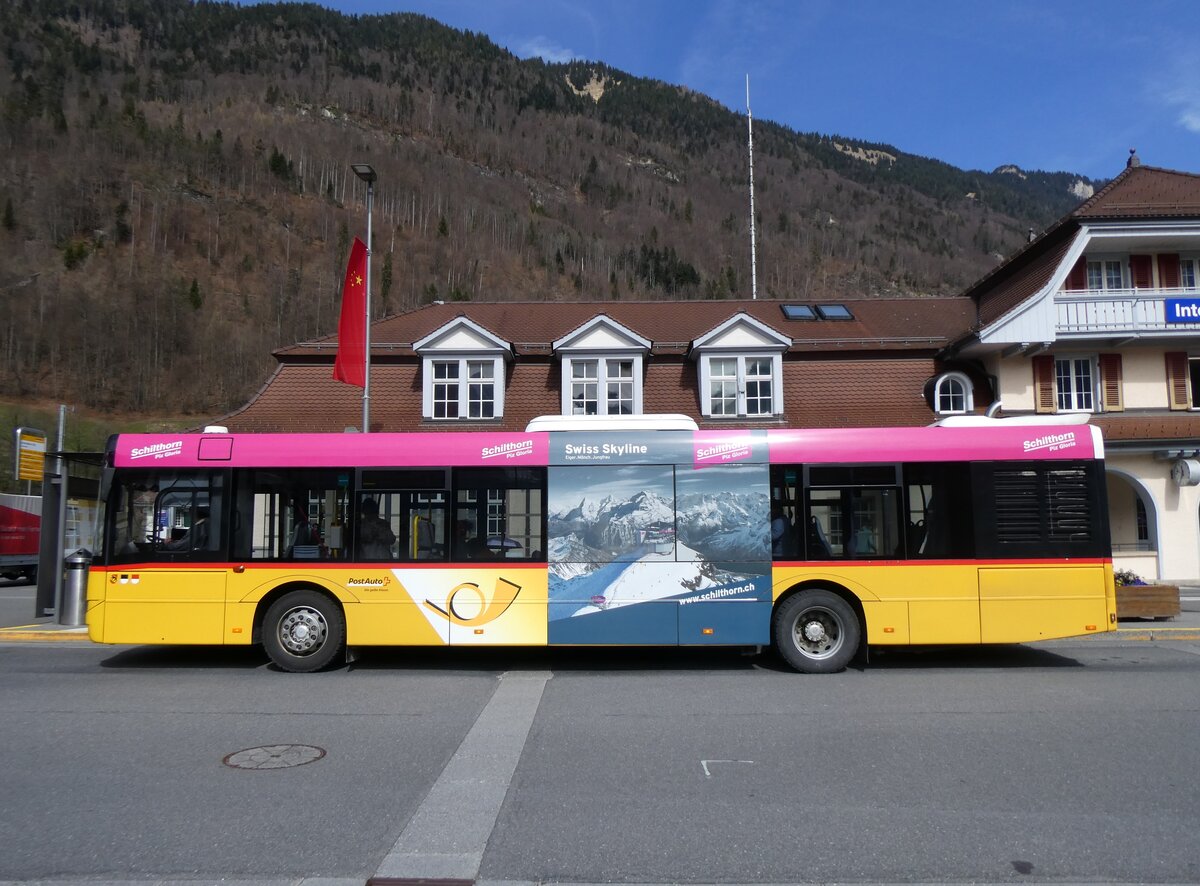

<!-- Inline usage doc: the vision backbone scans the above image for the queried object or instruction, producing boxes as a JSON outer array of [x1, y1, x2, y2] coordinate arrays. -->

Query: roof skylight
[[780, 304, 817, 320], [816, 304, 853, 320]]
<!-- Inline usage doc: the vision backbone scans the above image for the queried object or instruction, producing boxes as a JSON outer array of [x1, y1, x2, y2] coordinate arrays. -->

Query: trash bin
[[60, 548, 92, 627]]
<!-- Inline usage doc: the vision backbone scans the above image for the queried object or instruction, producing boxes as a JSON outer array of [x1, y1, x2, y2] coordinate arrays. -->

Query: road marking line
[[701, 759, 754, 778], [373, 670, 550, 882]]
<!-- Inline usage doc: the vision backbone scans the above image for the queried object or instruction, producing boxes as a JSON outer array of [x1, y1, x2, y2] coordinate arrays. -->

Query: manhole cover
[[222, 744, 326, 770]]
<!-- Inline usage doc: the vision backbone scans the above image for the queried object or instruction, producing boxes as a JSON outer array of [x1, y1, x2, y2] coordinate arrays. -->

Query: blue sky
[[275, 0, 1200, 181]]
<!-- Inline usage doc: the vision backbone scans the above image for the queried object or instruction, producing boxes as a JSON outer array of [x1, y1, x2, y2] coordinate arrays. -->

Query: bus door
[[445, 467, 548, 646], [546, 463, 679, 645], [102, 471, 227, 644], [899, 463, 980, 644]]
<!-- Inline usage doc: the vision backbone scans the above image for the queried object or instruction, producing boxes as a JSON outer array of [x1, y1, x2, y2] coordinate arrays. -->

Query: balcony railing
[[1056, 287, 1199, 336]]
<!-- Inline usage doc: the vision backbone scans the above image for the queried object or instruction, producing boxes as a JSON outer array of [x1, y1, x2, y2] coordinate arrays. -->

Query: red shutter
[[1033, 354, 1056, 414], [1098, 354, 1123, 412], [1065, 256, 1087, 290], [1166, 352, 1190, 410], [1158, 254, 1180, 289], [1130, 254, 1152, 289]]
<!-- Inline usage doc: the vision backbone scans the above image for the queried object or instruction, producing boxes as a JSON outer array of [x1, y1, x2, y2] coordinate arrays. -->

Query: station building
[[218, 155, 1200, 582]]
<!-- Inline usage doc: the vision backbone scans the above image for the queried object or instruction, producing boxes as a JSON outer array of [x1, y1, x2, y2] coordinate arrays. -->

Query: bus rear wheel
[[773, 589, 860, 674], [262, 590, 345, 673]]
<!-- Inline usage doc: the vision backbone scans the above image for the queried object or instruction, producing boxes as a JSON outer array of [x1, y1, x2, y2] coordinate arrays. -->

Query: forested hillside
[[0, 0, 1099, 419]]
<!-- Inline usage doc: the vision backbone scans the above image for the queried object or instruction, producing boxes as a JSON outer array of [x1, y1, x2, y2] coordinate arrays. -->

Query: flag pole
[[352, 163, 377, 432]]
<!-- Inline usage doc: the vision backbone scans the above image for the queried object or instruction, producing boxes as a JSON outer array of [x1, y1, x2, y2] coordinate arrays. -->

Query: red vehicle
[[0, 493, 40, 583]]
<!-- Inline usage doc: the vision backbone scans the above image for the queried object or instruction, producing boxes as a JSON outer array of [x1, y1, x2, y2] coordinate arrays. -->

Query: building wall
[[991, 354, 1034, 412], [1122, 347, 1172, 410], [1108, 452, 1200, 583], [989, 348, 1179, 415]]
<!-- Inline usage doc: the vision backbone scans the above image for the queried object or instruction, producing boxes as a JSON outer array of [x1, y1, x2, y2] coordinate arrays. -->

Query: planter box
[[1116, 584, 1180, 620]]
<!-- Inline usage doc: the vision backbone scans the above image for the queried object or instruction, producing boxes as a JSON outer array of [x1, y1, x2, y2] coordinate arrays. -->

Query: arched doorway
[[1105, 470, 1159, 581]]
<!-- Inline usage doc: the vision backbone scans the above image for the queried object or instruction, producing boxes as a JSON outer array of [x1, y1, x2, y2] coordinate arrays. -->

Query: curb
[[1112, 626, 1200, 641], [0, 625, 91, 642]]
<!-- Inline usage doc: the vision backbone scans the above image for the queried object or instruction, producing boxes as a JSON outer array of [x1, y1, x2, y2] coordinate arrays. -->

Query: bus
[[85, 418, 1115, 673]]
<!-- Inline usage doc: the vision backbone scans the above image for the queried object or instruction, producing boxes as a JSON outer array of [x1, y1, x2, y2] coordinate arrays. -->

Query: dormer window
[[693, 313, 790, 419], [413, 318, 512, 421], [569, 358, 634, 415], [431, 358, 496, 418], [933, 372, 973, 415], [553, 317, 649, 416]]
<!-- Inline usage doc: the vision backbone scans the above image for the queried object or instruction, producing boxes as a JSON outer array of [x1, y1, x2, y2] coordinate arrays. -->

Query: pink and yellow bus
[[86, 419, 1115, 672]]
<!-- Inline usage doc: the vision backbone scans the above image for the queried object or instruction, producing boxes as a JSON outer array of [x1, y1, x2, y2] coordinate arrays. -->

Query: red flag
[[333, 237, 367, 387]]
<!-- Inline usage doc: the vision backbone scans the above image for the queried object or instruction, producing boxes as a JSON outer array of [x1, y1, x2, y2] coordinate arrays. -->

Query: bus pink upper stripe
[[116, 433, 549, 468], [766, 425, 1097, 462], [114, 424, 1099, 468]]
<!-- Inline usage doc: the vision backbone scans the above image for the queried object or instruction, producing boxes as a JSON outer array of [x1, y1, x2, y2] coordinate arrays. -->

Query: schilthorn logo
[[129, 440, 183, 460], [1023, 431, 1077, 453], [481, 439, 534, 460], [695, 441, 751, 463]]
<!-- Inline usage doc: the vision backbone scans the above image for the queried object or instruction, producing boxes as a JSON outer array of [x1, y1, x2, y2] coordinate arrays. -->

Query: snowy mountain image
[[549, 490, 675, 558], [676, 491, 769, 561]]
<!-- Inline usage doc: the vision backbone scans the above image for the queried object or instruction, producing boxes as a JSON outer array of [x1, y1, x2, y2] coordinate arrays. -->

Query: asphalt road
[[0, 636, 1198, 885]]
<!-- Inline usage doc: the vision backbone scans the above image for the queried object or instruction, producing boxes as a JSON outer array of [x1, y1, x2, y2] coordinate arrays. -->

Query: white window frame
[[414, 318, 511, 422], [698, 352, 782, 418], [1055, 355, 1096, 413], [1180, 257, 1200, 291], [561, 355, 642, 416], [1085, 257, 1125, 292], [933, 372, 973, 415], [422, 355, 505, 420]]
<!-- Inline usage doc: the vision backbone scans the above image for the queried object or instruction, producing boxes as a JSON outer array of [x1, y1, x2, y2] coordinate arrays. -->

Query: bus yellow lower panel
[[979, 566, 1111, 643], [101, 570, 225, 644]]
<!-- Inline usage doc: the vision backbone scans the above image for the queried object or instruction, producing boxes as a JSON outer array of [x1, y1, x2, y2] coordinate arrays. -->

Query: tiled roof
[[974, 233, 1075, 328], [957, 163, 1200, 341], [1090, 413, 1200, 444], [216, 351, 943, 433], [277, 297, 974, 358], [1075, 165, 1200, 219]]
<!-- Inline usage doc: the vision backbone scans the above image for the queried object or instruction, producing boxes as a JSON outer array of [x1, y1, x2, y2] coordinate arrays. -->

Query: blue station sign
[[1166, 297, 1200, 323]]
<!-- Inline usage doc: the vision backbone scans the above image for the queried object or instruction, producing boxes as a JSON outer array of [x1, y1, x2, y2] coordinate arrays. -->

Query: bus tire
[[773, 589, 860, 674], [262, 590, 345, 673]]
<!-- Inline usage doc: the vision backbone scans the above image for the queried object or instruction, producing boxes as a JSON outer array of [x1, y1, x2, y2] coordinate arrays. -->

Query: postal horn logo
[[423, 577, 522, 626]]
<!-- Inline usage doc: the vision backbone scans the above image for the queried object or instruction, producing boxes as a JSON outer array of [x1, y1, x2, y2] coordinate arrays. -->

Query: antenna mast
[[746, 74, 758, 300]]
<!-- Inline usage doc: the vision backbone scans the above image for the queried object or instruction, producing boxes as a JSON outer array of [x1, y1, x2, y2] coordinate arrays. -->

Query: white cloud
[[516, 36, 577, 64], [1155, 42, 1200, 134]]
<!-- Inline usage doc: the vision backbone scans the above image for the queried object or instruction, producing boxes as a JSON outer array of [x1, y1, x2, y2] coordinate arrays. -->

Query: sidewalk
[[0, 618, 91, 642]]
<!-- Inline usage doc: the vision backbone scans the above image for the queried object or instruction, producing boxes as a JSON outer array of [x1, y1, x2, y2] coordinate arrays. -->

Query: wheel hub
[[279, 608, 327, 655], [803, 619, 827, 643]]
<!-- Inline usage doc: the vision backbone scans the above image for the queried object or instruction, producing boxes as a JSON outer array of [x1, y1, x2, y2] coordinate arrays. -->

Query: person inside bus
[[163, 507, 209, 552], [806, 514, 833, 559], [771, 504, 790, 558], [454, 519, 491, 561], [356, 497, 396, 560], [286, 500, 316, 557]]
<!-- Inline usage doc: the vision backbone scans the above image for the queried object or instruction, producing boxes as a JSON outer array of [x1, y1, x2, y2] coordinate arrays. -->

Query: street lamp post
[[351, 163, 376, 433]]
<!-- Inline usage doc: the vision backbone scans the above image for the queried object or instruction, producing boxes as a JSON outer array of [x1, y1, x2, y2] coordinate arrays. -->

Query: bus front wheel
[[262, 590, 345, 673], [773, 590, 860, 674]]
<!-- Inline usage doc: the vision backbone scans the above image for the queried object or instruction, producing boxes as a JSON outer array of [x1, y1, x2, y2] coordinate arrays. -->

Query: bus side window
[[903, 463, 974, 559]]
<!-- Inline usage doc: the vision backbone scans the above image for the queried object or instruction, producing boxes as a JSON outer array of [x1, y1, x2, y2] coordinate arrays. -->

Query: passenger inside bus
[[356, 497, 396, 560], [162, 507, 209, 552], [287, 500, 318, 558], [454, 519, 492, 561]]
